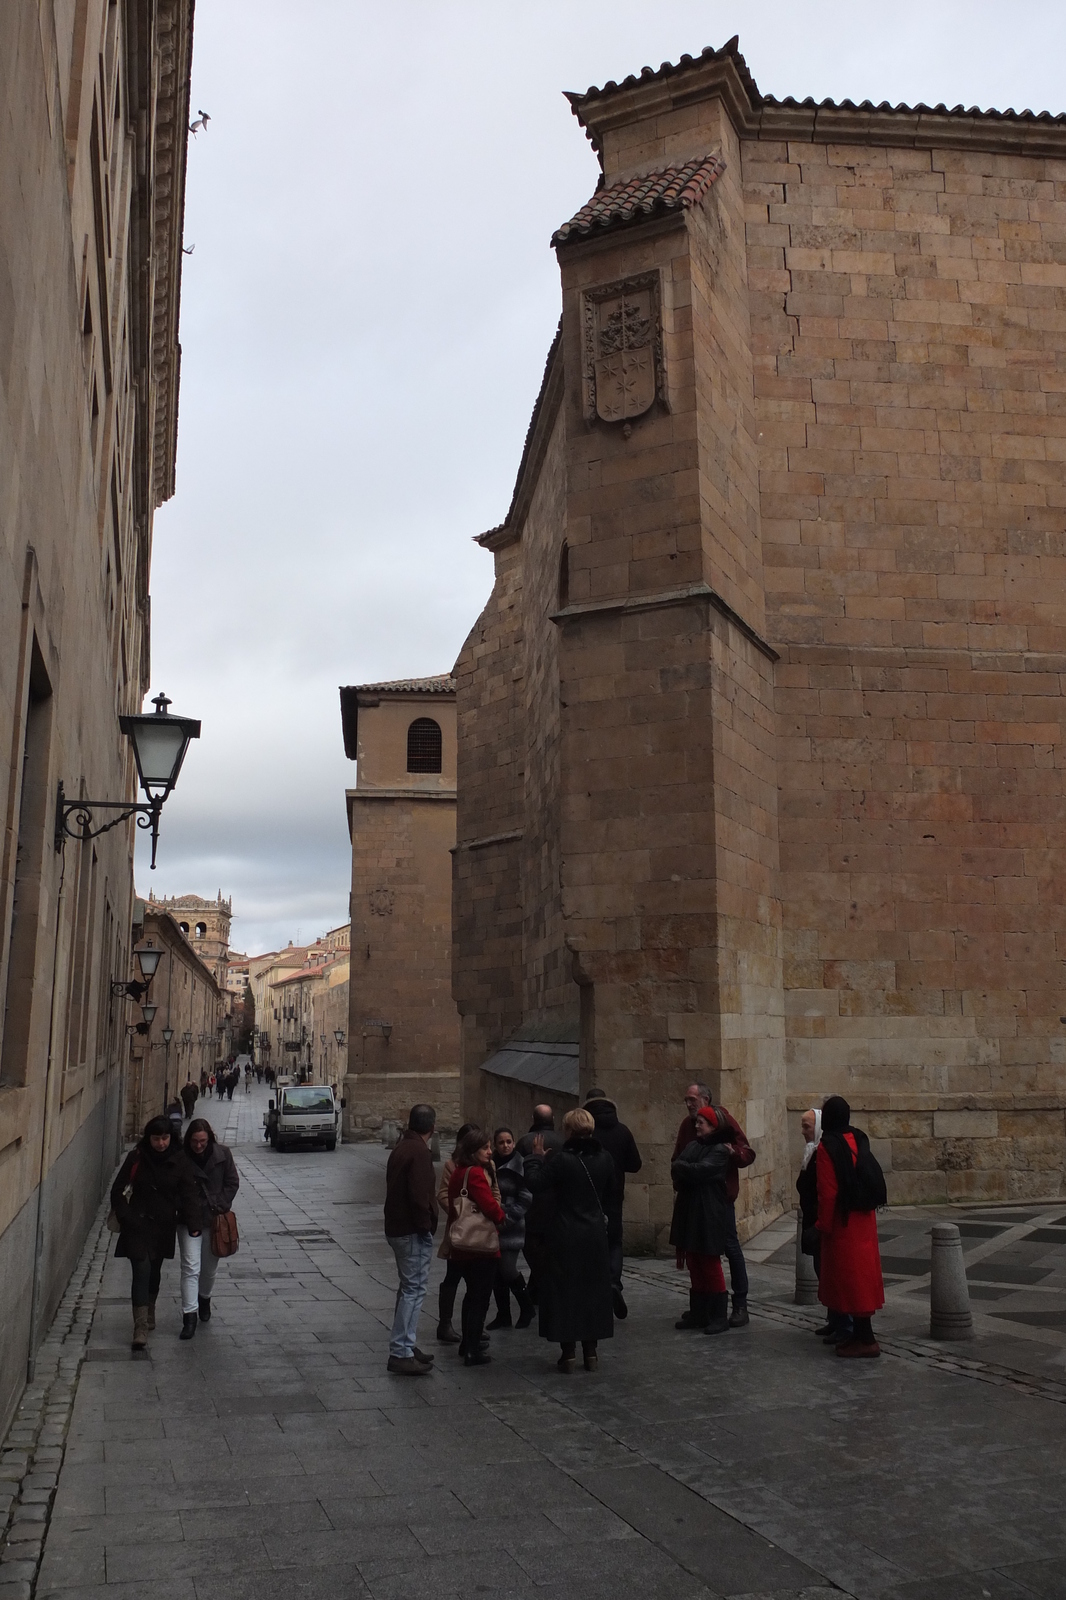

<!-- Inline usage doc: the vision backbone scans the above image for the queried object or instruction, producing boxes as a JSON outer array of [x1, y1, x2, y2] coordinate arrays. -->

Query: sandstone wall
[[746, 136, 1066, 1199]]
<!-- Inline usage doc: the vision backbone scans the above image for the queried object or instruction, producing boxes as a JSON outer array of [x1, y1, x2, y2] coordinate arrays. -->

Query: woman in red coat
[[816, 1095, 884, 1358], [445, 1127, 505, 1367]]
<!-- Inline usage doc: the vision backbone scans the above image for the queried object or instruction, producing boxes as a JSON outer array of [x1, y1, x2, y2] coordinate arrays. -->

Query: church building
[[453, 38, 1066, 1249]]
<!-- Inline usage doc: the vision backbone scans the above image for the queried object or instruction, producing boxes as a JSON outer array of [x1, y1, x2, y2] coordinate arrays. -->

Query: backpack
[[848, 1132, 887, 1212]]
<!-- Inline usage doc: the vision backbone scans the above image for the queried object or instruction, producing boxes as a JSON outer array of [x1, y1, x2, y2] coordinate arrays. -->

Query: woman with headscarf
[[815, 1095, 885, 1357], [486, 1127, 534, 1330], [670, 1105, 735, 1335], [178, 1118, 240, 1339], [110, 1116, 201, 1350], [524, 1107, 617, 1372]]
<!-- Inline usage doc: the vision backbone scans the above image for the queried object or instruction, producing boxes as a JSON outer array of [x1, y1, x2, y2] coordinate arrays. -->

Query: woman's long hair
[[455, 1127, 489, 1166], [450, 1122, 477, 1161], [820, 1096, 860, 1220]]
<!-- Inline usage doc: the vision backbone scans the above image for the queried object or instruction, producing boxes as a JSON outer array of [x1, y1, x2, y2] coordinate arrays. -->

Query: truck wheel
[[325, 1138, 337, 1152]]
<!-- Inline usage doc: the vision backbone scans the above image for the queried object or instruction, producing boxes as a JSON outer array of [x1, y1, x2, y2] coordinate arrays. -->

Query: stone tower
[[148, 891, 232, 989]]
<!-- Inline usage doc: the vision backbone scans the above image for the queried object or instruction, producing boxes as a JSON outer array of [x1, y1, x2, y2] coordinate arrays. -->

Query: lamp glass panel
[[141, 1004, 157, 1023], [131, 721, 187, 788], [135, 946, 162, 979]]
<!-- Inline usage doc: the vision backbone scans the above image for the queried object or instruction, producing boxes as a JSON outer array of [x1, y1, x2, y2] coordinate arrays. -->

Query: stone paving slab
[[3, 1084, 1066, 1600]]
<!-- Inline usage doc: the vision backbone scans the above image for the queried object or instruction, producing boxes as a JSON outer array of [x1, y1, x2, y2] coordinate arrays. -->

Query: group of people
[[110, 1115, 239, 1348], [383, 1082, 886, 1375]]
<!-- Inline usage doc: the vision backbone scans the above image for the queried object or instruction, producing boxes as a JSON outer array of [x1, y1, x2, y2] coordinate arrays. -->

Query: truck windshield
[[281, 1089, 334, 1113]]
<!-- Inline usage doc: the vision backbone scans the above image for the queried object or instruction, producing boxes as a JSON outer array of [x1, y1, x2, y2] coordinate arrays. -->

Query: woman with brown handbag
[[177, 1118, 240, 1340], [444, 1127, 505, 1367]]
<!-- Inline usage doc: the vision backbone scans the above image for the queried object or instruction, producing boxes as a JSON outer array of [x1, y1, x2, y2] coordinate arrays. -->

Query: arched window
[[179, 922, 189, 935], [406, 717, 442, 773], [194, 923, 206, 939]]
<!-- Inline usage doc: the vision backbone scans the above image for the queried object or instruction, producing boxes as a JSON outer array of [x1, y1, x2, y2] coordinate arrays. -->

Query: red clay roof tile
[[552, 153, 725, 247]]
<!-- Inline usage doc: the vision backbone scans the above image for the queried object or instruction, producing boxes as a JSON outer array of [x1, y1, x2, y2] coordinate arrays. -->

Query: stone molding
[[551, 580, 779, 661]]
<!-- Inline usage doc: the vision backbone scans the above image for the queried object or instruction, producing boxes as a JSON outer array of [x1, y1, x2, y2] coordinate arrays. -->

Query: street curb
[[0, 1200, 111, 1597]]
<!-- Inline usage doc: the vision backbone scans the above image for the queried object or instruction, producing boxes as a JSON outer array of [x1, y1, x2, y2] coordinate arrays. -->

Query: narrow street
[[2, 1086, 1065, 1600]]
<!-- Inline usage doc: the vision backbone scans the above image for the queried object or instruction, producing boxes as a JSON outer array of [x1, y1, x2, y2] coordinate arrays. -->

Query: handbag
[[107, 1156, 140, 1233], [445, 1170, 499, 1256], [210, 1209, 239, 1257]]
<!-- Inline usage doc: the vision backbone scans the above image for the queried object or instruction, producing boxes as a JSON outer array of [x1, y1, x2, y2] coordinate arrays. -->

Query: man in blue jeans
[[383, 1104, 439, 1375]]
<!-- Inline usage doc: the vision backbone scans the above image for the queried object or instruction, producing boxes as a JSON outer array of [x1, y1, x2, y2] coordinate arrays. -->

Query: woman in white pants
[[177, 1118, 239, 1339]]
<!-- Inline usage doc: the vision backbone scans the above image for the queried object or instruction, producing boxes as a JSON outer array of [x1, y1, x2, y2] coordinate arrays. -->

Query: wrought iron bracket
[[111, 978, 149, 1001], [54, 781, 164, 867]]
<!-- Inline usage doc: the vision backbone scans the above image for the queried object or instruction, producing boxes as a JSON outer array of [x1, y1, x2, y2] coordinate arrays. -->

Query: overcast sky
[[139, 0, 1066, 956]]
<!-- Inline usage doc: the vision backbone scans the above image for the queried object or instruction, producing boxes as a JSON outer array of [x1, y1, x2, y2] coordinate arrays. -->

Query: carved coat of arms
[[583, 275, 662, 425]]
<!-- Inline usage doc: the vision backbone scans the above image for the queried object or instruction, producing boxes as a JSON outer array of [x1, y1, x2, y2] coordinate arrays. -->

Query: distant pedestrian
[[166, 1097, 184, 1144], [672, 1084, 756, 1327], [180, 1079, 199, 1118], [435, 1122, 478, 1345], [110, 1117, 200, 1350], [199, 1068, 209, 1095], [383, 1104, 439, 1376], [486, 1128, 534, 1331], [516, 1104, 563, 1305], [669, 1106, 734, 1335], [443, 1128, 505, 1366], [816, 1096, 885, 1358], [177, 1118, 239, 1339], [797, 1108, 844, 1341], [524, 1107, 616, 1373], [584, 1089, 642, 1320], [226, 1068, 236, 1101]]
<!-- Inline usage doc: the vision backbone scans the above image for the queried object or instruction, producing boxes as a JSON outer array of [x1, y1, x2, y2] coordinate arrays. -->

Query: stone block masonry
[[454, 37, 1066, 1243]]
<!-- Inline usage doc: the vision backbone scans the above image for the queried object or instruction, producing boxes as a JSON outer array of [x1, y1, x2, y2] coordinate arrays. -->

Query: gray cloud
[[139, 0, 1066, 952]]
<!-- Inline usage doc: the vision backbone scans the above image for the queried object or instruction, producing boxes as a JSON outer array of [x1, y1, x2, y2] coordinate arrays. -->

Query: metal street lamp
[[111, 941, 165, 1002], [182, 1031, 192, 1046], [55, 692, 201, 869], [334, 1029, 345, 1046], [162, 1027, 174, 1045]]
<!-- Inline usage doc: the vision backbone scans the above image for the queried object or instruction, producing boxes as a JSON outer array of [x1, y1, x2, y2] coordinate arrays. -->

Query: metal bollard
[[929, 1222, 974, 1340], [794, 1213, 820, 1305]]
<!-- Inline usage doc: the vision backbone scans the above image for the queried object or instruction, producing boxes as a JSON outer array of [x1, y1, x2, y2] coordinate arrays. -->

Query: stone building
[[339, 678, 461, 1132], [148, 890, 232, 988], [454, 37, 1066, 1250], [126, 901, 224, 1134], [0, 1, 194, 1430]]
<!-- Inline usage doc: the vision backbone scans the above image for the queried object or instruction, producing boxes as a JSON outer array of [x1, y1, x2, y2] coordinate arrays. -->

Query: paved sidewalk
[[3, 1087, 1066, 1600]]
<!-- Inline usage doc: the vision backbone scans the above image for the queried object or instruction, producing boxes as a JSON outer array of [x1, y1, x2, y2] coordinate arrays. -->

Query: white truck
[[264, 1084, 343, 1152]]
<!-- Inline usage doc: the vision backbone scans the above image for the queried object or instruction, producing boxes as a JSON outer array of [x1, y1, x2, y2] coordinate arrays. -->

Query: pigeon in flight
[[189, 109, 211, 135]]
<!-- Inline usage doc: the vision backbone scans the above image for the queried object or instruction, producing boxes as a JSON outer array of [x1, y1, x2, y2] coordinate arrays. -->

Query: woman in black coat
[[111, 1116, 201, 1350], [669, 1106, 734, 1336], [524, 1107, 617, 1372]]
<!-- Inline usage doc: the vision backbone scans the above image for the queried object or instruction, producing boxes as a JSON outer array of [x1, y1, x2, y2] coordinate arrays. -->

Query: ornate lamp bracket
[[54, 782, 164, 867]]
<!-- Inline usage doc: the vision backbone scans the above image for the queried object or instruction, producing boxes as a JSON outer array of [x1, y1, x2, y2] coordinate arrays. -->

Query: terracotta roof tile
[[347, 676, 455, 695], [552, 153, 725, 247]]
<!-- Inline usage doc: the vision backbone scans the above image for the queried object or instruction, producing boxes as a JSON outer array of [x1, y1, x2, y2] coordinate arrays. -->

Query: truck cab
[[264, 1084, 343, 1152]]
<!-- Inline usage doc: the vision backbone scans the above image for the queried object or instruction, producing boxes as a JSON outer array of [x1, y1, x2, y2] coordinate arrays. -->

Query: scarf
[[801, 1108, 822, 1170]]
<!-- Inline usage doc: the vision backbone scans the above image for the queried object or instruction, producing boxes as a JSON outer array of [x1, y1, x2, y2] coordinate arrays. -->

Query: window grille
[[406, 717, 442, 773]]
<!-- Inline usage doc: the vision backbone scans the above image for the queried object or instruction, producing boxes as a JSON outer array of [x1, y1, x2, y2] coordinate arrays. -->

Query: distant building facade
[[455, 37, 1066, 1250], [127, 902, 225, 1133], [148, 891, 232, 988], [339, 678, 461, 1132], [0, 0, 195, 1432]]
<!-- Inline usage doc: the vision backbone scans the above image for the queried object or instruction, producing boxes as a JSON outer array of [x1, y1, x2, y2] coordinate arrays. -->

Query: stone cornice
[[552, 582, 779, 662]]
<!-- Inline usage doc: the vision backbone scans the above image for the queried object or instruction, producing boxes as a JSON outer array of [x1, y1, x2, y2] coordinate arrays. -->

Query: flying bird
[[182, 244, 195, 255], [189, 109, 211, 135]]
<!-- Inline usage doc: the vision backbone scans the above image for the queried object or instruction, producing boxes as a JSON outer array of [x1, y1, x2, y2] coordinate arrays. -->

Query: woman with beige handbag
[[444, 1127, 505, 1366], [176, 1118, 239, 1340]]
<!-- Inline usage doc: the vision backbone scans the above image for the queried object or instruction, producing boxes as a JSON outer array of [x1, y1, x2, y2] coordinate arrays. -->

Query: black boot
[[514, 1275, 535, 1330], [179, 1312, 198, 1341], [198, 1296, 212, 1322], [437, 1279, 461, 1343], [703, 1292, 731, 1335], [676, 1291, 710, 1330], [486, 1282, 512, 1331], [728, 1295, 749, 1328]]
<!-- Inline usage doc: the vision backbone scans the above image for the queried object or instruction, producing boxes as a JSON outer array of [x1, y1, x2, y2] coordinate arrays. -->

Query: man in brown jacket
[[383, 1104, 438, 1375]]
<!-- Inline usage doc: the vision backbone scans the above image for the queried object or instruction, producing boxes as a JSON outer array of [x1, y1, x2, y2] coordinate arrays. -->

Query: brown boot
[[146, 1300, 157, 1331], [132, 1307, 149, 1350]]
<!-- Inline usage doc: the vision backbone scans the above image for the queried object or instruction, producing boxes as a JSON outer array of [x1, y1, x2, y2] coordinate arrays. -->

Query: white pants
[[177, 1225, 222, 1314]]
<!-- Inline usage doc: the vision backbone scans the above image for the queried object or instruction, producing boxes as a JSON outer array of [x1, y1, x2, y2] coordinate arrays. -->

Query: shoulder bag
[[107, 1155, 140, 1233], [210, 1209, 240, 1257], [446, 1169, 499, 1255]]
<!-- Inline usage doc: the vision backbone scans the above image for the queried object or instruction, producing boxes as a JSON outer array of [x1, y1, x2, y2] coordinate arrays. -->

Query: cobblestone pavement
[[3, 1084, 1066, 1600]]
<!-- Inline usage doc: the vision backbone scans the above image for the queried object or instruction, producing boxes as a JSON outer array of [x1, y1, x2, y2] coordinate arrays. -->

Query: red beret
[[694, 1106, 719, 1129]]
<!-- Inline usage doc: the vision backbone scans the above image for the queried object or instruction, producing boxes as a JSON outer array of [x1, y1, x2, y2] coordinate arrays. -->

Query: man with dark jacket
[[672, 1083, 756, 1327], [180, 1079, 199, 1118], [584, 1089, 642, 1319], [516, 1106, 563, 1304], [383, 1104, 439, 1376]]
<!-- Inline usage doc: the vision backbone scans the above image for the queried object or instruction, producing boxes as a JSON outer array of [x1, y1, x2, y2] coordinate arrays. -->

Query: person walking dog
[[383, 1104, 439, 1376], [110, 1117, 201, 1350], [177, 1118, 239, 1339]]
